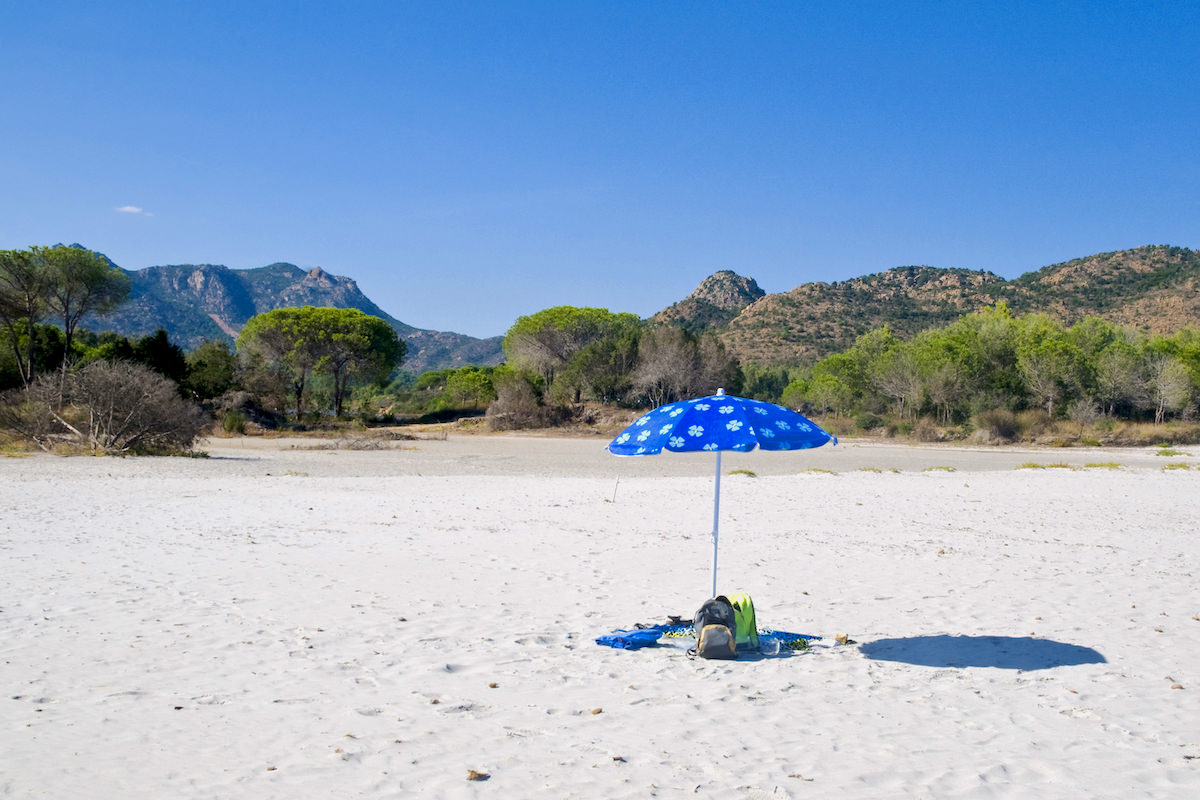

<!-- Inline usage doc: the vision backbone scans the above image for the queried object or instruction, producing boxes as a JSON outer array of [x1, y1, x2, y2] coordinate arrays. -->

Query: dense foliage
[[236, 306, 406, 419], [780, 304, 1200, 433], [482, 306, 742, 428], [0, 245, 129, 386]]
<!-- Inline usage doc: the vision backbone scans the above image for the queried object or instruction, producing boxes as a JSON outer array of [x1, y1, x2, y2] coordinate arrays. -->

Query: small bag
[[689, 596, 738, 659], [695, 623, 737, 659]]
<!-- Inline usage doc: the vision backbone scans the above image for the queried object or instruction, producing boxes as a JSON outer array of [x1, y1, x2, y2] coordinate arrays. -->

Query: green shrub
[[854, 412, 883, 431], [222, 410, 246, 434]]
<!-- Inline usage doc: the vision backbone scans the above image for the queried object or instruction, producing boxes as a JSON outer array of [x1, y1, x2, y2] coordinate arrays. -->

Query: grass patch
[[799, 468, 836, 475], [0, 439, 34, 456], [856, 467, 882, 473], [1084, 462, 1123, 469], [1017, 462, 1079, 470], [922, 465, 956, 473], [1156, 448, 1189, 457], [1161, 462, 1193, 471], [727, 469, 757, 478]]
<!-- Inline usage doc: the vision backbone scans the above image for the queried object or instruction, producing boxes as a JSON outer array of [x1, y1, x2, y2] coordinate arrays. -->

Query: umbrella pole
[[711, 450, 721, 598]]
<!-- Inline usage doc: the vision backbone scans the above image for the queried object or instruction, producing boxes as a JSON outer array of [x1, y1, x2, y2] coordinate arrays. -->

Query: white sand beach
[[2, 435, 1198, 798]]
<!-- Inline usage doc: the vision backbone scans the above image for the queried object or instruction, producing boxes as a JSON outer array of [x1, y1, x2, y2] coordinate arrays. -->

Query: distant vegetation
[[358, 301, 1200, 446], [6, 242, 1200, 451]]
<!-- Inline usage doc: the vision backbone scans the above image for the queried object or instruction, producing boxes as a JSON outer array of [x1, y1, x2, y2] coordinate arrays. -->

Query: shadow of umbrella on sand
[[607, 389, 836, 597], [860, 635, 1107, 670]]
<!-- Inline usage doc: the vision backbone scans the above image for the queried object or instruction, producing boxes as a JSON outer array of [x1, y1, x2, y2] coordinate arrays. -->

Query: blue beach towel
[[595, 627, 664, 650]]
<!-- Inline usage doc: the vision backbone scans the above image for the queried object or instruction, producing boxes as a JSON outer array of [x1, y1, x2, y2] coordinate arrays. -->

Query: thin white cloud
[[115, 205, 152, 216]]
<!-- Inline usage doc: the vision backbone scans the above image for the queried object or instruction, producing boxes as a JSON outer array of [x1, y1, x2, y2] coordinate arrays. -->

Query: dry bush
[[1102, 421, 1200, 446], [484, 376, 569, 431], [913, 417, 942, 442], [0, 361, 208, 454], [0, 386, 61, 447], [974, 408, 1017, 441], [1015, 408, 1051, 440]]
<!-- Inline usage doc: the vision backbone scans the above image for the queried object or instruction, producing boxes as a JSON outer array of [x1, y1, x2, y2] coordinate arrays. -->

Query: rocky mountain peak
[[652, 269, 765, 331], [303, 266, 334, 286], [690, 270, 766, 311]]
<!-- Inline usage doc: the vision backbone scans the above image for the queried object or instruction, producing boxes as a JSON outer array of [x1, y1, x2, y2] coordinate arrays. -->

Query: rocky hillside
[[675, 245, 1200, 366], [1000, 245, 1200, 330], [84, 260, 503, 375], [653, 270, 765, 330]]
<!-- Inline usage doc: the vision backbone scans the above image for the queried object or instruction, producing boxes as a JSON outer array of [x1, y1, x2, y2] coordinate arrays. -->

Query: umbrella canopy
[[607, 389, 835, 597]]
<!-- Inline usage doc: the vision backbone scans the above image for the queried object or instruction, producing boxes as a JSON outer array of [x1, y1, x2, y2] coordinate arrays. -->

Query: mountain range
[[85, 244, 1200, 374]]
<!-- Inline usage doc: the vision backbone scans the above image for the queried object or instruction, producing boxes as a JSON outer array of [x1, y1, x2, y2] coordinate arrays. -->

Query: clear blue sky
[[3, 2, 1198, 339]]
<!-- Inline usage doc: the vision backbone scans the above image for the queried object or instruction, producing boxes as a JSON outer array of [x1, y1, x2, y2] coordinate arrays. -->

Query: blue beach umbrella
[[607, 389, 836, 597]]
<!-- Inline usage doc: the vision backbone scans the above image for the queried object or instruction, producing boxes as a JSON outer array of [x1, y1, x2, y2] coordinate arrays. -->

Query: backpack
[[726, 592, 759, 650], [689, 596, 737, 659]]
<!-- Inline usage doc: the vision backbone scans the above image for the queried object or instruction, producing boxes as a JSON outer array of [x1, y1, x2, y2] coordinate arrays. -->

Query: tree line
[[372, 306, 744, 429], [1, 245, 406, 452], [386, 302, 1200, 440], [7, 243, 1199, 449]]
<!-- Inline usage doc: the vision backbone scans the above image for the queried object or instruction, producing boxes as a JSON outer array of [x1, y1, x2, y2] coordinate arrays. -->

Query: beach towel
[[595, 627, 664, 650]]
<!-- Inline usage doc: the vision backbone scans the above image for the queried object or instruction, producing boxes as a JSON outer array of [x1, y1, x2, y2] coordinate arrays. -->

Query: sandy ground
[[2, 434, 1198, 798]]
